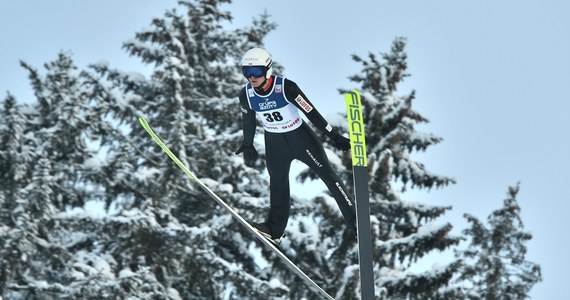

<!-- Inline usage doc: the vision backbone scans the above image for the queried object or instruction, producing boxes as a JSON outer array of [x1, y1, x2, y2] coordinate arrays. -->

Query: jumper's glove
[[235, 144, 259, 161], [331, 133, 351, 151]]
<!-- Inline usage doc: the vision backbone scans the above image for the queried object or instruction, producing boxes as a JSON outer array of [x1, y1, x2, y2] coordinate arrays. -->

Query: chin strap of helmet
[[254, 76, 273, 93]]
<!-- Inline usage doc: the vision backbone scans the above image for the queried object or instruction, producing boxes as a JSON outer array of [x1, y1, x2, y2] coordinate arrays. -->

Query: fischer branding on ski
[[345, 90, 375, 300], [138, 116, 334, 300]]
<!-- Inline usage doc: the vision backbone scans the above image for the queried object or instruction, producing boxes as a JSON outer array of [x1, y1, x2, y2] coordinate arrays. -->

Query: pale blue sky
[[2, 1, 569, 299]]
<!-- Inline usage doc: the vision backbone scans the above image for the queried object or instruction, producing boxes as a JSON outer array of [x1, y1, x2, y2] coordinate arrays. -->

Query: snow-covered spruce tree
[[20, 52, 102, 210], [453, 184, 542, 300], [76, 1, 291, 299], [0, 157, 68, 300], [0, 94, 35, 295], [0, 2, 281, 298], [295, 37, 463, 299], [0, 53, 112, 299], [0, 94, 32, 222], [350, 38, 464, 299]]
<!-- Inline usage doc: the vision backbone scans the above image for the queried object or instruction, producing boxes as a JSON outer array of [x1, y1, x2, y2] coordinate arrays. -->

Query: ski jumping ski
[[138, 116, 335, 300], [345, 90, 376, 299]]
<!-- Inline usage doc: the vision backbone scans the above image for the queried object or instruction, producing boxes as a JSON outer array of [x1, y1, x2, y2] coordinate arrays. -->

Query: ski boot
[[250, 222, 285, 247]]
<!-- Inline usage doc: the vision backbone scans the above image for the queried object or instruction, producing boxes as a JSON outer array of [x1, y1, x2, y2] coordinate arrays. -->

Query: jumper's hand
[[331, 134, 351, 151], [235, 144, 259, 161]]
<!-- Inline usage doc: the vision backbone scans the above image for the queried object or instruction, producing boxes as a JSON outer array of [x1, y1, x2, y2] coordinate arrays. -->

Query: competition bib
[[246, 77, 303, 133]]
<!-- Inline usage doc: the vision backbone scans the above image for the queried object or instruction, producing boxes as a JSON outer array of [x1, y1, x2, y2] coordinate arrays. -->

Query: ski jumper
[[238, 76, 357, 238]]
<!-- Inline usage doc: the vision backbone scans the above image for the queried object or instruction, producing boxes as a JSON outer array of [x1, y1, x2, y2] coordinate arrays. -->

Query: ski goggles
[[242, 66, 266, 78]]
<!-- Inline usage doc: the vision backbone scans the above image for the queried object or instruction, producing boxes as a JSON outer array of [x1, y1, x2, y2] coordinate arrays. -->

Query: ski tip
[[138, 116, 151, 128]]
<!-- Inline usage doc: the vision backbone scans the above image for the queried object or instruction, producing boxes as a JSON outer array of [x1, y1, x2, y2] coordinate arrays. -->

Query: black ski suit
[[237, 75, 357, 238]]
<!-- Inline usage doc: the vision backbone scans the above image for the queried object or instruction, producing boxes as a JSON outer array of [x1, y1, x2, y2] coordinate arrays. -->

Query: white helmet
[[241, 47, 273, 79]]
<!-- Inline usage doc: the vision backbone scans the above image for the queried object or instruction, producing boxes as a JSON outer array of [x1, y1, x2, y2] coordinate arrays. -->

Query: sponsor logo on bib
[[259, 100, 277, 110]]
